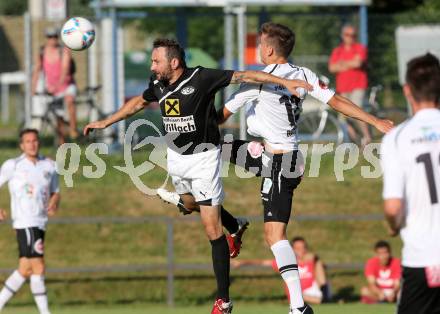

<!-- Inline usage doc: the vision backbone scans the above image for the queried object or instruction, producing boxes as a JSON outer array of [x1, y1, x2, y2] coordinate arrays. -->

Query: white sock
[[30, 275, 50, 314], [0, 270, 26, 310], [271, 240, 305, 309]]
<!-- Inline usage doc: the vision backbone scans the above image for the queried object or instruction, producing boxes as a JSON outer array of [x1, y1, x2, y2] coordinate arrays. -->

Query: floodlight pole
[[224, 5, 234, 101], [235, 5, 247, 140], [359, 5, 368, 46], [24, 11, 32, 127]]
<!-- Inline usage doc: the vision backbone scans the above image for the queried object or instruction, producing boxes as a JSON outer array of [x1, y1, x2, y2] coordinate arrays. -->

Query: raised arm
[[84, 95, 149, 135], [230, 70, 313, 97], [327, 94, 393, 134], [217, 107, 233, 125]]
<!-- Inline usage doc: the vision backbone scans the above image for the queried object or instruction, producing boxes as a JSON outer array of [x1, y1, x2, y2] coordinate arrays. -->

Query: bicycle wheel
[[370, 108, 408, 140], [298, 110, 344, 145]]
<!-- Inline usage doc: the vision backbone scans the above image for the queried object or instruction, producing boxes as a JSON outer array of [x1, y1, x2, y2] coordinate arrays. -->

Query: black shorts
[[225, 139, 263, 176], [16, 227, 45, 258], [397, 267, 440, 314], [227, 140, 303, 224], [260, 151, 302, 223]]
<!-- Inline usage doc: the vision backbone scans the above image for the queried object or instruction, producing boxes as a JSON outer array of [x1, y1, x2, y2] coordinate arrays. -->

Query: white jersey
[[381, 108, 440, 267], [0, 155, 59, 230], [225, 63, 335, 150]]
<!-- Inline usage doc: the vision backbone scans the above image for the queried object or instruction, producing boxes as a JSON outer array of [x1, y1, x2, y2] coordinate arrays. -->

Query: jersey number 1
[[416, 153, 440, 204], [279, 95, 301, 128]]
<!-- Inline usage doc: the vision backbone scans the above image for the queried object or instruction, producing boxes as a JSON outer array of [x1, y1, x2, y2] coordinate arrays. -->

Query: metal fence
[[0, 213, 383, 306]]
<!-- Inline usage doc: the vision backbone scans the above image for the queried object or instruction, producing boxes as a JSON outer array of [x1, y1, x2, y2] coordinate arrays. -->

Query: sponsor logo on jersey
[[274, 84, 286, 91], [286, 129, 295, 137], [163, 115, 197, 133], [165, 99, 180, 116], [181, 86, 195, 95], [411, 127, 440, 144]]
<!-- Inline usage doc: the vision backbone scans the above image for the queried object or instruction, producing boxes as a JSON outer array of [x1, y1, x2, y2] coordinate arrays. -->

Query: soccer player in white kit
[[0, 129, 59, 314], [381, 53, 440, 314], [158, 23, 393, 314]]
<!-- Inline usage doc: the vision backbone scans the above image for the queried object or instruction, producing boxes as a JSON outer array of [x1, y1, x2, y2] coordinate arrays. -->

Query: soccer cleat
[[289, 304, 314, 314], [156, 188, 192, 215], [211, 298, 233, 314], [227, 217, 249, 258]]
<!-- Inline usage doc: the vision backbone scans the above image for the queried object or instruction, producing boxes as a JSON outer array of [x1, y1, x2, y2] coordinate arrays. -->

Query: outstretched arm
[[328, 94, 393, 134], [84, 95, 148, 135], [230, 70, 313, 97]]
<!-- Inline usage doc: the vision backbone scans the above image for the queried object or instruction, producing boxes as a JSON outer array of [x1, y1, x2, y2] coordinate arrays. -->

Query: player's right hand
[[83, 120, 108, 136], [0, 209, 7, 222]]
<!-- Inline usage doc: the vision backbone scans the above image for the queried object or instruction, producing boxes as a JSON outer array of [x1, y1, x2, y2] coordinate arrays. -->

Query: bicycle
[[297, 97, 345, 145], [30, 91, 70, 146], [75, 86, 119, 143], [364, 85, 408, 139]]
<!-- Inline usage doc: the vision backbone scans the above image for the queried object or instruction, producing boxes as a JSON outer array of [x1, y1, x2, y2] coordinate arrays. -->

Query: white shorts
[[54, 83, 77, 98], [167, 147, 224, 206], [303, 281, 323, 300]]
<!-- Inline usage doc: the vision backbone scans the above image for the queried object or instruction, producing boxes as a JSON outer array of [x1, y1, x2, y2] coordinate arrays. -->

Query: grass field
[[2, 303, 395, 314], [0, 127, 402, 308]]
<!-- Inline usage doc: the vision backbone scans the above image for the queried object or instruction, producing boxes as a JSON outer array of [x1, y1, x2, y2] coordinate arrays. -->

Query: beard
[[153, 65, 173, 86]]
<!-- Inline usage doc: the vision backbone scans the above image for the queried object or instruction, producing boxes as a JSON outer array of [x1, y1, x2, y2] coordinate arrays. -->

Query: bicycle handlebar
[[84, 85, 102, 93]]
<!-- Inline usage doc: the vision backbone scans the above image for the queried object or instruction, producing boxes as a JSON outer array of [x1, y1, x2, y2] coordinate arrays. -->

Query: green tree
[[0, 0, 26, 15]]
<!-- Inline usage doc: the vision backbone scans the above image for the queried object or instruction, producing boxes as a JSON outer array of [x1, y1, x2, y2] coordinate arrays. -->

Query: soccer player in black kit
[[84, 38, 312, 314]]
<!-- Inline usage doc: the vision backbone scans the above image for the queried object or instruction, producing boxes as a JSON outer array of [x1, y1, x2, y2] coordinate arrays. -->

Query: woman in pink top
[[32, 27, 78, 143]]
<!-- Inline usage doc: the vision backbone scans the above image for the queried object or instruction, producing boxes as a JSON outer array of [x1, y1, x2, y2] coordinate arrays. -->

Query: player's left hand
[[47, 203, 58, 217], [0, 209, 7, 221], [374, 119, 394, 134], [284, 79, 313, 97], [388, 227, 399, 237]]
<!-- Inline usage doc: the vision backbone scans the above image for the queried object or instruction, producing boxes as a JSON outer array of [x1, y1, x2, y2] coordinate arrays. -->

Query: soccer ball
[[61, 17, 95, 51]]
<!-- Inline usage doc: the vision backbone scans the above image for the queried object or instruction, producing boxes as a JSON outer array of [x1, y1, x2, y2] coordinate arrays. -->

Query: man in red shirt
[[361, 240, 401, 303], [329, 24, 371, 146]]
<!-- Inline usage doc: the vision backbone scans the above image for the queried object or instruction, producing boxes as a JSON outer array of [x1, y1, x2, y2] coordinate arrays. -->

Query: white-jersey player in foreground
[[0, 129, 59, 314], [158, 22, 393, 314], [381, 53, 440, 314]]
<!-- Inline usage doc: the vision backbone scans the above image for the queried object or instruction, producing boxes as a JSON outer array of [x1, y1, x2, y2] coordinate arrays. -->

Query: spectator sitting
[[361, 240, 401, 304], [232, 236, 331, 304]]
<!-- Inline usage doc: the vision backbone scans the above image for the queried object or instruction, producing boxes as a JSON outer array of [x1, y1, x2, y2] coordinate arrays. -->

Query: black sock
[[210, 234, 230, 300], [221, 206, 239, 234]]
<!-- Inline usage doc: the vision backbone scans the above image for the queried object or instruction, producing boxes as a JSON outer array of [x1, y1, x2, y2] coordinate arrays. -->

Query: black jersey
[[142, 67, 234, 155]]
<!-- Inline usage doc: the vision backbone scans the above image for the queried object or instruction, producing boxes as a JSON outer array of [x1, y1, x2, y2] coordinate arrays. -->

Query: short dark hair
[[374, 240, 391, 251], [406, 53, 440, 104], [259, 22, 295, 58], [291, 236, 306, 245], [153, 38, 187, 68], [19, 128, 39, 142]]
